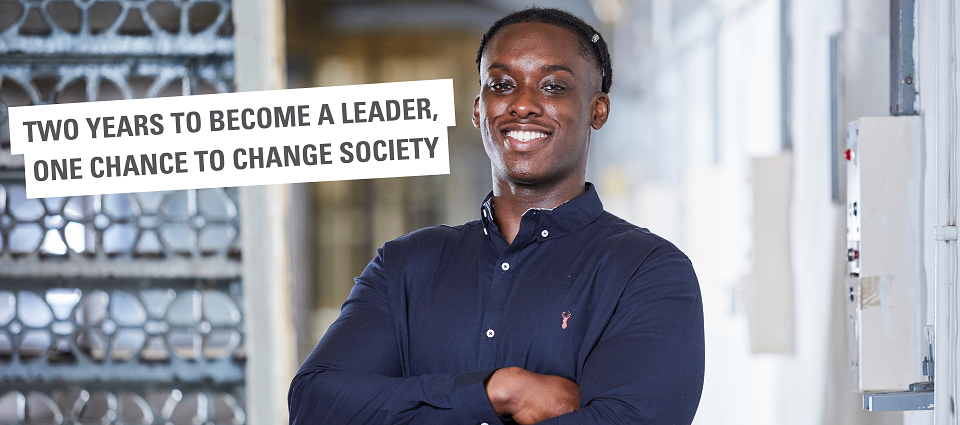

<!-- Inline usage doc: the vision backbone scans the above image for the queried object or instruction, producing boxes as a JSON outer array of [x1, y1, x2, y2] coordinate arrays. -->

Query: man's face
[[473, 22, 609, 188]]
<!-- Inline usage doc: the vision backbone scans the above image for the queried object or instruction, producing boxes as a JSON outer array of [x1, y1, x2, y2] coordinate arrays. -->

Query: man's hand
[[484, 367, 579, 424]]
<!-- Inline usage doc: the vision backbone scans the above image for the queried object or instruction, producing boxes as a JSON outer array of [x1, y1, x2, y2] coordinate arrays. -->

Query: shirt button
[[501, 262, 510, 271], [486, 329, 495, 338], [541, 230, 549, 237]]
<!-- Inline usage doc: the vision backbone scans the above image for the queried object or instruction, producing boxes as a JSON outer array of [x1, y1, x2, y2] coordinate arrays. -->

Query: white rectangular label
[[7, 79, 456, 198]]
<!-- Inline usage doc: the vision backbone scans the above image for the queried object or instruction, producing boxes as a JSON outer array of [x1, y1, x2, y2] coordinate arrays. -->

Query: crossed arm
[[288, 249, 704, 424]]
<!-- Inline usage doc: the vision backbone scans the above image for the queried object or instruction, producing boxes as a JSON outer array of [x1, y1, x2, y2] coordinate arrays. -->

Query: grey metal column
[[780, 0, 793, 151], [891, 0, 917, 116]]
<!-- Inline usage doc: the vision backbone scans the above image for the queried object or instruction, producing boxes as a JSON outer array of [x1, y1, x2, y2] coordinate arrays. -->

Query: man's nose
[[509, 86, 543, 119]]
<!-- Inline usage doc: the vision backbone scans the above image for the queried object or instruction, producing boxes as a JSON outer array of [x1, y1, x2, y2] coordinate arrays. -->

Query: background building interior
[[1, 0, 959, 424]]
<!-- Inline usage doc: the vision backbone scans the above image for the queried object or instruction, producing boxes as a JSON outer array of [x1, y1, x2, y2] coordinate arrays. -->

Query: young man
[[289, 8, 704, 424]]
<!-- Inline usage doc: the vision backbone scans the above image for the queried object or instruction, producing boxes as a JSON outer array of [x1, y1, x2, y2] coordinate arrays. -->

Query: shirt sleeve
[[539, 247, 705, 425], [288, 247, 503, 425]]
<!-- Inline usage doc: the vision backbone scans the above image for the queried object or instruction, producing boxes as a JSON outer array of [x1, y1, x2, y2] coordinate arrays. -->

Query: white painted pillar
[[233, 0, 296, 424]]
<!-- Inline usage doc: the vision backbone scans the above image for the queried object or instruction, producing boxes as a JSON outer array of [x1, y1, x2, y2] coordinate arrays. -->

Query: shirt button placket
[[481, 250, 514, 368]]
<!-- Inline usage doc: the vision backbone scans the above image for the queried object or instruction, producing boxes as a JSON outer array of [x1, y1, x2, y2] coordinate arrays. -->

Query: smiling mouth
[[504, 130, 549, 142]]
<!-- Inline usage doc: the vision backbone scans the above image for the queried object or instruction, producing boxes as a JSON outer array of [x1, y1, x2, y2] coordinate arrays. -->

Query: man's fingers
[[484, 367, 581, 422], [513, 373, 579, 422]]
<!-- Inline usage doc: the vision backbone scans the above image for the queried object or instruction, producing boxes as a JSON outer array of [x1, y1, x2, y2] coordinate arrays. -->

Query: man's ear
[[473, 95, 481, 128], [591, 93, 610, 130]]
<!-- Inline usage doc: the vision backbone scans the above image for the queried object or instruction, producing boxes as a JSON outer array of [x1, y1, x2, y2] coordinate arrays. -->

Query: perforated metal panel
[[0, 182, 242, 277], [0, 1, 242, 423], [0, 0, 236, 164]]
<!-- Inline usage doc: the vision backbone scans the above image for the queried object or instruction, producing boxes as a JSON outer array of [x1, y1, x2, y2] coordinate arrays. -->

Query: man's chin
[[500, 170, 558, 188]]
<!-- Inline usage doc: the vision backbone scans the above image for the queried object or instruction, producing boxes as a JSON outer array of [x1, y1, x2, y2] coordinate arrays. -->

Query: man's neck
[[491, 177, 586, 245]]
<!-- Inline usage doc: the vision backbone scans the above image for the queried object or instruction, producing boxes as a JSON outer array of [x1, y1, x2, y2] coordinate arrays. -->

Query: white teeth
[[506, 130, 548, 142]]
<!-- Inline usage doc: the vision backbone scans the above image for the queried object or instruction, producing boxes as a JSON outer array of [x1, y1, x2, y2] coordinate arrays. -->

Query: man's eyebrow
[[485, 63, 576, 76], [542, 64, 575, 75]]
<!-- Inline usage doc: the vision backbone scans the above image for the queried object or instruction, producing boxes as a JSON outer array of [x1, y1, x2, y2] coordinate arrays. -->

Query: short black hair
[[476, 7, 613, 93]]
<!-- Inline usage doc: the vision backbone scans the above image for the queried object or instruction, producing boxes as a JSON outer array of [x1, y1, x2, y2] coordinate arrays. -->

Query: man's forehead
[[481, 22, 599, 76]]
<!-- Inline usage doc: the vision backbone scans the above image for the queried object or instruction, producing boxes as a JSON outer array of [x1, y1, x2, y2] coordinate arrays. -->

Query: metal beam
[[0, 256, 241, 279], [864, 391, 934, 411]]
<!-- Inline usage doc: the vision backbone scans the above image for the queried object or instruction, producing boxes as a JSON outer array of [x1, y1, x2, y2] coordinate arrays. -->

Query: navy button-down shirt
[[289, 183, 704, 424]]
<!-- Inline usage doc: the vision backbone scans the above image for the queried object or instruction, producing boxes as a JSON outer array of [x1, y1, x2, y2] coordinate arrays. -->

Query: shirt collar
[[480, 183, 604, 240]]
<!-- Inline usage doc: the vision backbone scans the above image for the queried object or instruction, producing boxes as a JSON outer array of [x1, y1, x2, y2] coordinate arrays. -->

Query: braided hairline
[[476, 7, 613, 93]]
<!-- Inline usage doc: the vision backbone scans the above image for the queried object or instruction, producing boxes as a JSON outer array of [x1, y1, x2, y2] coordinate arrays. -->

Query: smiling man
[[289, 7, 705, 425]]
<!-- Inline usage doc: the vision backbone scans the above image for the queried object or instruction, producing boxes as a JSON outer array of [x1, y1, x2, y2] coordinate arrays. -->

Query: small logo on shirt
[[561, 311, 572, 329]]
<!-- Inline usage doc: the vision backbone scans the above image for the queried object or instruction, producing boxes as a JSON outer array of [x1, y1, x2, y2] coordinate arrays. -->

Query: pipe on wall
[[934, 0, 955, 423]]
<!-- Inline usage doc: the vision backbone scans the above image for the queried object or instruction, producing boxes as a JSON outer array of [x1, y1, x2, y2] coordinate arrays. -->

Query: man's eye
[[542, 84, 565, 92], [490, 82, 513, 91]]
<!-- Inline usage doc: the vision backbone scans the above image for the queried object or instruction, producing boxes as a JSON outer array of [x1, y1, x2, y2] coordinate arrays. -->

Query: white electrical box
[[845, 116, 924, 392]]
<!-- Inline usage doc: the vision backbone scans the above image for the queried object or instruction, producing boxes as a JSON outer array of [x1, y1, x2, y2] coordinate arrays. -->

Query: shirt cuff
[[452, 368, 501, 425]]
